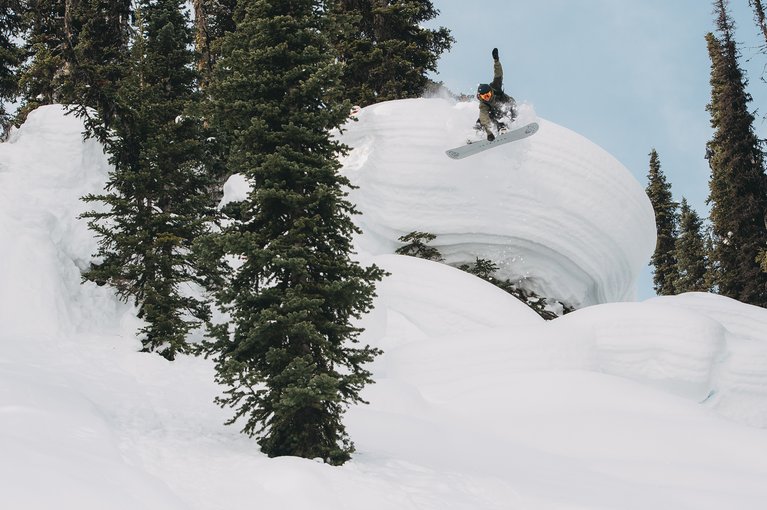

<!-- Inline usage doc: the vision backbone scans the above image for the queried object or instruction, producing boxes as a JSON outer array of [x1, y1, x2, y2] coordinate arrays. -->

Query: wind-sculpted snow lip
[[338, 98, 656, 308]]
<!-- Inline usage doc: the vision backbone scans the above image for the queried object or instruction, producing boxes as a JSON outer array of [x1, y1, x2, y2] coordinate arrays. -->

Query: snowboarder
[[476, 47, 516, 141]]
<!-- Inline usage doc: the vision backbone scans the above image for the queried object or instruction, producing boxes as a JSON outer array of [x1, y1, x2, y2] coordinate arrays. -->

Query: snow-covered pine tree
[[81, 0, 215, 360], [705, 0, 767, 307], [200, 0, 385, 465], [327, 0, 453, 107], [674, 198, 710, 293], [646, 148, 678, 295]]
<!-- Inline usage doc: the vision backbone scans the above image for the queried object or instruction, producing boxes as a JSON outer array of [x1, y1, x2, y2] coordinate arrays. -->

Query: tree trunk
[[193, 0, 212, 89]]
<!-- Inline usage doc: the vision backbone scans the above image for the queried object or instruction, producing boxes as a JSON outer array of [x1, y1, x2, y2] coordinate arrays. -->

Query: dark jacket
[[478, 60, 513, 135]]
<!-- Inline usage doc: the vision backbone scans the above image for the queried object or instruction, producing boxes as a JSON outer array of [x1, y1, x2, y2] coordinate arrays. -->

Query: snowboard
[[445, 122, 539, 160]]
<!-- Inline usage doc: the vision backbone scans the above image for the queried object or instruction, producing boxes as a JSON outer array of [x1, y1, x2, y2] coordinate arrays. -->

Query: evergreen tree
[[63, 0, 131, 136], [189, 0, 237, 193], [759, 248, 767, 272], [191, 0, 236, 89], [17, 0, 67, 120], [459, 257, 499, 281], [674, 198, 710, 293], [200, 0, 385, 465], [645, 148, 678, 295], [458, 257, 573, 320], [701, 227, 719, 290], [0, 0, 26, 134], [705, 0, 767, 307], [395, 231, 443, 261], [328, 0, 453, 107], [749, 0, 767, 48], [81, 0, 215, 360]]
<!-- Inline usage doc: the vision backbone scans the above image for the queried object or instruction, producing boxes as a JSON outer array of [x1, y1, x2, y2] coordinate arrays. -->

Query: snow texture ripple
[[338, 98, 657, 308]]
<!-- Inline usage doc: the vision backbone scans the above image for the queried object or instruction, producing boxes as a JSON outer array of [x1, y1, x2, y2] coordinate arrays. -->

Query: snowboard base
[[446, 122, 539, 160]]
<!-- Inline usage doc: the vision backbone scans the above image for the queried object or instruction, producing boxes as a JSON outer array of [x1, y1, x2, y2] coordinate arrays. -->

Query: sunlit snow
[[1, 104, 766, 510], [338, 98, 656, 307]]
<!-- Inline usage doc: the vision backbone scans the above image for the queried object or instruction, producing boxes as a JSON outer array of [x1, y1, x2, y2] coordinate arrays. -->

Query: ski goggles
[[478, 90, 493, 101]]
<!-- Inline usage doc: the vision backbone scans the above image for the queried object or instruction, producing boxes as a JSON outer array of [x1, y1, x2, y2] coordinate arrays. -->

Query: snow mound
[[350, 256, 767, 509], [3, 105, 767, 509], [0, 105, 131, 339], [545, 293, 767, 428], [339, 98, 656, 308], [366, 259, 767, 428], [362, 254, 542, 343], [1, 349, 189, 510], [648, 293, 767, 427]]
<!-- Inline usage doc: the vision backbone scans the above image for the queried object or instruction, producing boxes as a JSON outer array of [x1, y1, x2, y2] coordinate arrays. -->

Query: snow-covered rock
[[339, 98, 656, 308]]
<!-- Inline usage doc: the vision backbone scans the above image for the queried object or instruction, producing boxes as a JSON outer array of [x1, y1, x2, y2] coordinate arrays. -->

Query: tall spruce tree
[[17, 0, 67, 120], [200, 0, 385, 465], [328, 0, 453, 107], [81, 0, 215, 360], [191, 0, 236, 89], [674, 198, 709, 293], [705, 0, 767, 306], [646, 148, 678, 295], [63, 0, 131, 136], [0, 0, 26, 134], [749, 0, 767, 47]]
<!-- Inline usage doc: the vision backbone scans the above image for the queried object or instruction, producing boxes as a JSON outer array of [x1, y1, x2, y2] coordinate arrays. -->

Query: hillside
[[1, 104, 766, 510]]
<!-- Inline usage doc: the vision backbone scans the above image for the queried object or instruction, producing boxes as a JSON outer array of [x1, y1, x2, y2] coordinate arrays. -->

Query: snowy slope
[[2, 105, 767, 510], [0, 106, 129, 339], [339, 98, 656, 307]]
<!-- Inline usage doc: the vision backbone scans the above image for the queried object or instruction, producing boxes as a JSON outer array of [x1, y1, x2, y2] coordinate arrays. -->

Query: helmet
[[477, 84, 493, 102]]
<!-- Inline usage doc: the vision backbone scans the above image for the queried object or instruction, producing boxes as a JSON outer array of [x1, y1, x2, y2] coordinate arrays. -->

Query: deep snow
[[1, 104, 766, 510], [338, 98, 656, 307]]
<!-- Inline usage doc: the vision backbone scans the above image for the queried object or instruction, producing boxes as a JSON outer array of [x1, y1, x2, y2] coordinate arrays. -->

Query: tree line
[[0, 0, 452, 465], [647, 0, 767, 307]]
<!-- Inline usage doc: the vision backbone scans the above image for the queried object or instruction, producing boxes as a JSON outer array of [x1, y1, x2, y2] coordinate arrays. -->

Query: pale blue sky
[[427, 0, 767, 300]]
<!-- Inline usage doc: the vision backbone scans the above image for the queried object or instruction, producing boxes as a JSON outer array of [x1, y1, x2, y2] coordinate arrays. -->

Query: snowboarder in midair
[[476, 47, 516, 141]]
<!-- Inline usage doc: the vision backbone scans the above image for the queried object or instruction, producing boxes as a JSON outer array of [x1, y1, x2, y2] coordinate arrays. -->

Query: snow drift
[[2, 105, 767, 510], [0, 106, 126, 340], [338, 98, 657, 308]]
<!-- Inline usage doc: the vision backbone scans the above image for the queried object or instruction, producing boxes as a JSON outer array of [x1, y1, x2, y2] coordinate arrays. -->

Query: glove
[[492, 48, 499, 61], [487, 132, 495, 141]]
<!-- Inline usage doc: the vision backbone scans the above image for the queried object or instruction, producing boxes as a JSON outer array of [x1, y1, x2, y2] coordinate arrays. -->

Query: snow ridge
[[2, 104, 767, 510], [339, 98, 656, 307]]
